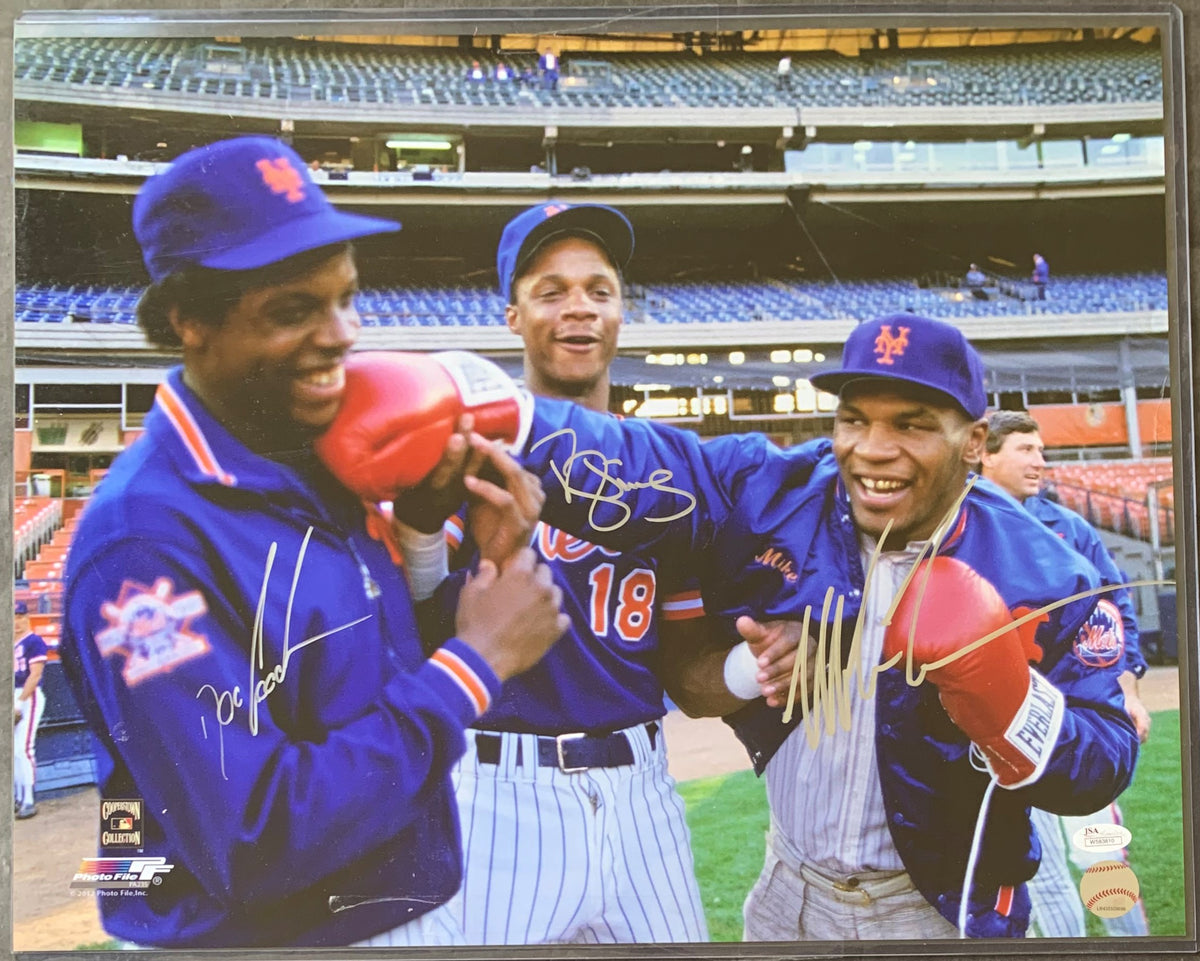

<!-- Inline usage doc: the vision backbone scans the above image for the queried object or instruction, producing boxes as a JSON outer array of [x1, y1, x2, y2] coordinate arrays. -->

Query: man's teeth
[[302, 369, 341, 387], [862, 478, 905, 492]]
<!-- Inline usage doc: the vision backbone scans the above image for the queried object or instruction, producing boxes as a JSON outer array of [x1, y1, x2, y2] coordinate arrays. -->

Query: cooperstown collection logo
[[71, 857, 175, 890]]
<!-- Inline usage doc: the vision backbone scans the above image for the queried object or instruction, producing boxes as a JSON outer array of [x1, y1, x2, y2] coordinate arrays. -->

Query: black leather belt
[[474, 722, 659, 773]]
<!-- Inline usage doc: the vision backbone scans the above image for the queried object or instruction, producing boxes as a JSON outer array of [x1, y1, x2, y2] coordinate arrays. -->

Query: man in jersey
[[981, 410, 1150, 938], [58, 136, 567, 949], [14, 600, 48, 820], [428, 203, 713, 944]]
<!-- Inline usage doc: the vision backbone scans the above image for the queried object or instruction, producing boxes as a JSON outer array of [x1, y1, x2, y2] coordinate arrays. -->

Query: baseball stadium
[[10, 11, 1188, 951]]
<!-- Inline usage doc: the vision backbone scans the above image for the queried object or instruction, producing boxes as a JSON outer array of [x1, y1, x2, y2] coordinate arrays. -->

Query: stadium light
[[729, 351, 745, 365], [386, 139, 454, 151], [1112, 132, 1132, 143]]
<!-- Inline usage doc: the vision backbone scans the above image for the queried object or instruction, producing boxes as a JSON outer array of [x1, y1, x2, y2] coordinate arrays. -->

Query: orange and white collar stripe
[[156, 381, 237, 487]]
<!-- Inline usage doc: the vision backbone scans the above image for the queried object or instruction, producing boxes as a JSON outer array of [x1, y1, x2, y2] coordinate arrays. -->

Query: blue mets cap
[[809, 313, 988, 420], [14, 600, 29, 616], [133, 137, 400, 283], [497, 203, 634, 302]]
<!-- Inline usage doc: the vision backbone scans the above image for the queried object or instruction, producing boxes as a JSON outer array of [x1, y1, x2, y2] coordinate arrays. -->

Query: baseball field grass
[[678, 708, 1186, 942]]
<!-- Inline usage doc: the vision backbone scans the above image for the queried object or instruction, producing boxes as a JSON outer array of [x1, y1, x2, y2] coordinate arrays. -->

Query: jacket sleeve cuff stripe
[[428, 644, 496, 718]]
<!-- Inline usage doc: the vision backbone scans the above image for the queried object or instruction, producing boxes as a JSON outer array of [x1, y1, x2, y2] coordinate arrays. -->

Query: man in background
[[14, 599, 48, 820], [1031, 253, 1050, 300]]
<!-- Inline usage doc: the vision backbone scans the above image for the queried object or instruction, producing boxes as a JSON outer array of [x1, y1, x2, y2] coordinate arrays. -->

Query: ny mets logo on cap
[[256, 156, 307, 203], [543, 203, 571, 217], [874, 324, 910, 365]]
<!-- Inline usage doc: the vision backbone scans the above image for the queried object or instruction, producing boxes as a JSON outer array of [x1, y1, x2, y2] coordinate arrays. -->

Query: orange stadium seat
[[23, 560, 64, 580]]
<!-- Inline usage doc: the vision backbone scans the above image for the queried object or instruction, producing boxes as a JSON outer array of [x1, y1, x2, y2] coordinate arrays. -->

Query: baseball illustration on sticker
[[1079, 860, 1140, 917]]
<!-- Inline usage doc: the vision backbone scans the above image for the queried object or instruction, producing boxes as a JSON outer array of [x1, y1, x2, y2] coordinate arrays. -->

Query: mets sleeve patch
[[1073, 598, 1125, 670], [96, 578, 211, 686]]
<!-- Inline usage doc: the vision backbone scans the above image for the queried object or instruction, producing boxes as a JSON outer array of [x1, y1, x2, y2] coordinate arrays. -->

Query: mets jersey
[[60, 368, 499, 948], [440, 516, 703, 733], [15, 631, 48, 690]]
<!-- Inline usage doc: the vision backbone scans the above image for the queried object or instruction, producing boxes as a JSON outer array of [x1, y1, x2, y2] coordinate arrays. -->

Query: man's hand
[[1119, 671, 1151, 743], [455, 548, 569, 681], [391, 414, 482, 533], [463, 436, 545, 571], [735, 616, 817, 709]]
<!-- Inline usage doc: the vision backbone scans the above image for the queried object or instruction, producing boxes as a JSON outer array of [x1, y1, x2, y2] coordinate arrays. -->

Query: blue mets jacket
[[521, 398, 1138, 937], [1024, 493, 1147, 678], [60, 369, 500, 948]]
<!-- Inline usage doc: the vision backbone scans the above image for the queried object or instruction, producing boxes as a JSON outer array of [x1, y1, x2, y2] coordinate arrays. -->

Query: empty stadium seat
[[14, 36, 1164, 112]]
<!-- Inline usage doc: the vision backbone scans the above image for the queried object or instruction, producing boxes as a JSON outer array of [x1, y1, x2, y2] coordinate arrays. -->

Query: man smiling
[[512, 313, 1138, 938], [437, 204, 709, 944], [58, 137, 566, 949]]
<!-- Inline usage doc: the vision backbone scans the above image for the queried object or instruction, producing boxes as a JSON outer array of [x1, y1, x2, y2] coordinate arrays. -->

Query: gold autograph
[[196, 527, 371, 777], [532, 427, 698, 533], [780, 485, 1172, 749]]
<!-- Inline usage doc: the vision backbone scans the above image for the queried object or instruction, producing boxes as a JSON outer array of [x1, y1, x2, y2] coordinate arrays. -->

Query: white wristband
[[723, 641, 762, 700], [394, 520, 449, 602]]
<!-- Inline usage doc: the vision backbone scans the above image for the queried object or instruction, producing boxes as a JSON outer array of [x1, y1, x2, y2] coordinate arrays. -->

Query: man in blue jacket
[[515, 314, 1138, 939], [981, 409, 1151, 938], [59, 136, 566, 949]]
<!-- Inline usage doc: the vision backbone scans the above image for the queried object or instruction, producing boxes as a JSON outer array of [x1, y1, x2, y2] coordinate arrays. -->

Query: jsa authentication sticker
[[1072, 822, 1133, 853]]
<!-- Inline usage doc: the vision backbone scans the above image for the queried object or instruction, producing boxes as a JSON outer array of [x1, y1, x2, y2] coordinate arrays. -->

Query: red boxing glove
[[315, 350, 532, 501], [883, 556, 1064, 788]]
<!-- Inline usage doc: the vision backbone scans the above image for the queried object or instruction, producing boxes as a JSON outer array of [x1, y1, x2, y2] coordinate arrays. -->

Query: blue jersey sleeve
[[62, 535, 499, 908], [523, 397, 826, 566], [24, 633, 49, 664]]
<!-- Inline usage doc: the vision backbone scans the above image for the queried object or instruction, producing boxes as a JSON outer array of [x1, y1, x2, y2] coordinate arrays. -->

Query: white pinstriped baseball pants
[[14, 686, 44, 809], [452, 722, 709, 944], [352, 895, 466, 946]]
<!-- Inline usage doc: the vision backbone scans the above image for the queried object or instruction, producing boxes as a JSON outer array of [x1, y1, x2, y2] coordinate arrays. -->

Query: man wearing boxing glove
[[58, 136, 567, 949], [523, 314, 1137, 938], [313, 313, 1136, 937]]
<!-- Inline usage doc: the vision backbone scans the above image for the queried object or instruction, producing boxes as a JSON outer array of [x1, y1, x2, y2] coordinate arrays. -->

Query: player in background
[[58, 136, 566, 949], [320, 313, 1139, 938], [423, 204, 715, 944], [980, 409, 1150, 938], [14, 599, 48, 819]]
